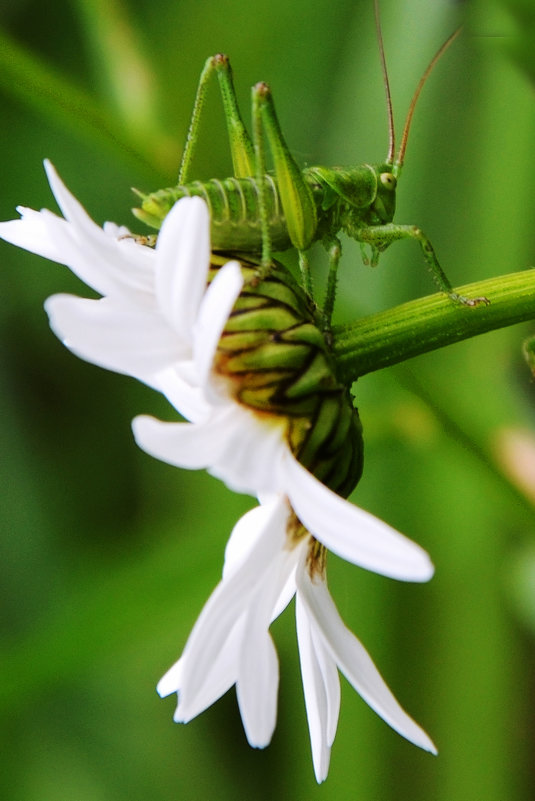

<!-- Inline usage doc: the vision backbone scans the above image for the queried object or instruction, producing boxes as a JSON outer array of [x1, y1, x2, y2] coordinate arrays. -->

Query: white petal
[[43, 161, 154, 297], [155, 197, 210, 341], [175, 619, 244, 722], [222, 498, 298, 622], [0, 197, 153, 298], [297, 572, 437, 754], [236, 625, 279, 748], [44, 159, 99, 229], [296, 594, 334, 783], [270, 560, 298, 622], [236, 525, 301, 747], [206, 409, 288, 494], [103, 221, 132, 238], [235, 533, 301, 747], [193, 260, 243, 387], [223, 501, 282, 578], [133, 405, 288, 496], [0, 207, 65, 263], [284, 453, 434, 582], [157, 657, 184, 698], [309, 622, 340, 748], [45, 293, 185, 384], [151, 364, 211, 423], [176, 503, 288, 718], [132, 411, 239, 472]]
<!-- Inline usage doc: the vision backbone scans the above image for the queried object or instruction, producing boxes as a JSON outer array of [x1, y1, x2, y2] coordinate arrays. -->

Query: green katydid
[[133, 0, 488, 325]]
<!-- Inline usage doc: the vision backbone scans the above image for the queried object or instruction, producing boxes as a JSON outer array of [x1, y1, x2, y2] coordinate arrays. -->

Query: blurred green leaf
[[506, 544, 535, 635], [0, 24, 170, 174], [501, 0, 535, 85], [522, 332, 535, 377], [72, 0, 176, 161]]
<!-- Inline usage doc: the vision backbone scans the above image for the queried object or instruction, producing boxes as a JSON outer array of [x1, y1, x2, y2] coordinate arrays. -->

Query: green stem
[[331, 269, 535, 384]]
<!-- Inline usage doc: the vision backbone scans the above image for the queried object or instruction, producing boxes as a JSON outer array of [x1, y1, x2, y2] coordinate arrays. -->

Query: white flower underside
[[0, 162, 437, 781], [157, 498, 437, 783]]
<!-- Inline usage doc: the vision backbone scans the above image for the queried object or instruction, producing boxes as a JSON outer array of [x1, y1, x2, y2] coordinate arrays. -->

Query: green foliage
[[1, 0, 535, 799]]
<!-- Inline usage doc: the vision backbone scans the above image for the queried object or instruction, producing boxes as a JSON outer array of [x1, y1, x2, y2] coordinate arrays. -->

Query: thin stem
[[331, 269, 535, 384]]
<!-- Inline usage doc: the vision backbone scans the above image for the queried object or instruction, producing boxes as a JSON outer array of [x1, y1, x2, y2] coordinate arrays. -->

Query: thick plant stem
[[331, 269, 535, 384]]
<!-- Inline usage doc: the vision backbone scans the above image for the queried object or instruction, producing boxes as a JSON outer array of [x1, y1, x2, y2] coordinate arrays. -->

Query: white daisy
[[0, 161, 433, 582], [0, 163, 437, 780], [157, 497, 436, 783]]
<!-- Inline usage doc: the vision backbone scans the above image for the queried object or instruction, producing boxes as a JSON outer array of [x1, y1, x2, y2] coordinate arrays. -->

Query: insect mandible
[[133, 0, 488, 326]]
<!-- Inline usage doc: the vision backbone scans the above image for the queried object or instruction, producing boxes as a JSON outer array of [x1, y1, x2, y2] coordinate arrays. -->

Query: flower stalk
[[332, 269, 535, 384]]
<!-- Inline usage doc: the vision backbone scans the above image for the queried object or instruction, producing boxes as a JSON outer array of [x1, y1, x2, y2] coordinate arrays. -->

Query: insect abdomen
[[133, 176, 292, 252]]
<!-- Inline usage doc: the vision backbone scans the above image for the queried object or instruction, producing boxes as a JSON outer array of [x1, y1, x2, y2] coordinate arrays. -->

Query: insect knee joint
[[254, 81, 271, 99], [212, 53, 229, 67]]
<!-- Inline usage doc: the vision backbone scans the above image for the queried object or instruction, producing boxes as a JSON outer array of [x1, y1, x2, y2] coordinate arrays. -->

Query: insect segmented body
[[135, 163, 397, 256]]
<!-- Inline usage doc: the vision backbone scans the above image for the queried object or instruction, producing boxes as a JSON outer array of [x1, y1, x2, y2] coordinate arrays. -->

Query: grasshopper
[[133, 0, 488, 325]]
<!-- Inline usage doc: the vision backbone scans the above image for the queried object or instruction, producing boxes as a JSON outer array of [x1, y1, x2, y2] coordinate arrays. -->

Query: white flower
[[0, 164, 437, 780], [0, 161, 434, 583], [157, 497, 437, 783], [0, 160, 236, 419]]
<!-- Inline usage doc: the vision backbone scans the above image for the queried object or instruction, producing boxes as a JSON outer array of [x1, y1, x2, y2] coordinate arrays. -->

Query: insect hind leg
[[252, 81, 318, 276], [178, 54, 256, 185]]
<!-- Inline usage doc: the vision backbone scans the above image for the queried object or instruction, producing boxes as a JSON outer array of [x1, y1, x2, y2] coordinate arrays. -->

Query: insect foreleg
[[178, 54, 255, 185], [322, 235, 342, 330], [252, 82, 318, 280], [356, 223, 489, 307]]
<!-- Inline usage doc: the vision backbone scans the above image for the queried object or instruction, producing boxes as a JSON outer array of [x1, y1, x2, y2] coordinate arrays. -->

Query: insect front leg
[[356, 223, 490, 307], [252, 82, 318, 281], [322, 235, 342, 330], [178, 54, 255, 184]]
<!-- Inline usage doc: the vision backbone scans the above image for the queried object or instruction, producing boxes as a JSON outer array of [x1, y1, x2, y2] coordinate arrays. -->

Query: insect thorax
[[303, 162, 397, 240]]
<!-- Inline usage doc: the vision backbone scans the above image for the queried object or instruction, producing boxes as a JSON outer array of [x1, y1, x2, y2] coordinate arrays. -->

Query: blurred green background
[[1, 0, 535, 798]]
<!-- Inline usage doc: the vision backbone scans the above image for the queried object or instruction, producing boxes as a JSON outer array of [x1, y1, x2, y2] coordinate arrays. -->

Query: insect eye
[[380, 172, 396, 190]]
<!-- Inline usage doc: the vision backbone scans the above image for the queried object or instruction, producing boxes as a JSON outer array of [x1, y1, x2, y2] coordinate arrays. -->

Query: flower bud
[[211, 254, 363, 498]]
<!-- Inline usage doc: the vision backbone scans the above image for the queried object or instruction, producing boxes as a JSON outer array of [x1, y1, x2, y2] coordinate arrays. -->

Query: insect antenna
[[394, 26, 462, 175], [374, 0, 396, 165]]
